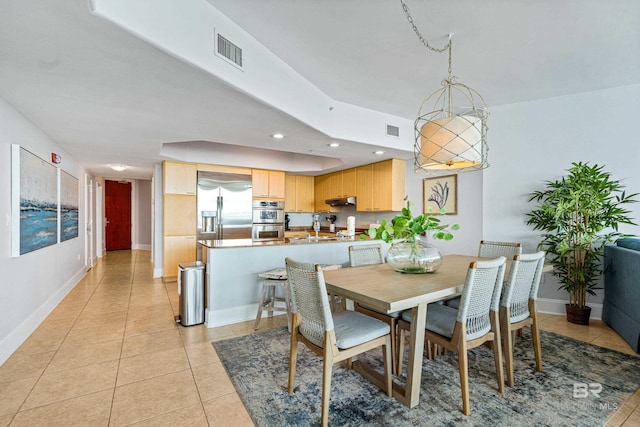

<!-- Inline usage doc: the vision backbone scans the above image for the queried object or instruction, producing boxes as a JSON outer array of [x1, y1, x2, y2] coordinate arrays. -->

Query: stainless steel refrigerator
[[197, 171, 253, 258]]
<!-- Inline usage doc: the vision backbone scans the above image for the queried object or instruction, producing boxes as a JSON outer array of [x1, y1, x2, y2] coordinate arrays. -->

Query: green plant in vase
[[361, 198, 459, 273]]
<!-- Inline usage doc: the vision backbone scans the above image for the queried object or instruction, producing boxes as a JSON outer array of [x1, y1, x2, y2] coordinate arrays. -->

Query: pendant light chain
[[400, 0, 450, 54]]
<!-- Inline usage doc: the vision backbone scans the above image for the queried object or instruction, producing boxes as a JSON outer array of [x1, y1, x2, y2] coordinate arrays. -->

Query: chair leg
[[254, 282, 268, 330], [267, 285, 275, 318], [390, 320, 397, 375], [396, 324, 406, 377], [458, 347, 471, 416], [491, 311, 505, 394], [283, 282, 292, 333], [288, 316, 299, 393], [383, 336, 393, 397], [500, 307, 515, 387], [531, 314, 543, 371], [321, 350, 334, 427]]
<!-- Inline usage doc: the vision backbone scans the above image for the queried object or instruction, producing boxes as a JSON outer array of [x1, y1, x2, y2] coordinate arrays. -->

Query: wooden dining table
[[322, 254, 480, 408]]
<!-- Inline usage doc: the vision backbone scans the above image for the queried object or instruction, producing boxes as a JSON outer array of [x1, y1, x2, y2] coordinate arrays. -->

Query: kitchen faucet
[[312, 214, 321, 239]]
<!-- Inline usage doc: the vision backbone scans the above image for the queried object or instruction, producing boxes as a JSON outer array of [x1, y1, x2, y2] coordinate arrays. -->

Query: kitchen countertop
[[199, 235, 360, 249]]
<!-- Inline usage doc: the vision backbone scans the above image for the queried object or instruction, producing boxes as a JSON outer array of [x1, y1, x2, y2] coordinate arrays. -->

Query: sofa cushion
[[616, 237, 640, 251]]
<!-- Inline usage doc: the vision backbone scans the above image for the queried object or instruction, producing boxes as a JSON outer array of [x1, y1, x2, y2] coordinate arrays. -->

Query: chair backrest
[[478, 240, 522, 259], [456, 257, 506, 340], [349, 244, 384, 267], [285, 258, 334, 347], [501, 251, 546, 323]]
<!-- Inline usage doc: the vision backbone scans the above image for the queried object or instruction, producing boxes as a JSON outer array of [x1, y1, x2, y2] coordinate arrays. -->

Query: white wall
[[484, 84, 640, 311], [0, 97, 87, 365], [134, 179, 152, 251]]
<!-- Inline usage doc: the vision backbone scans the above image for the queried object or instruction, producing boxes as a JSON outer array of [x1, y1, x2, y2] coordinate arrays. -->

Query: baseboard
[[205, 304, 286, 328], [132, 244, 151, 251], [537, 298, 603, 320], [0, 267, 87, 366]]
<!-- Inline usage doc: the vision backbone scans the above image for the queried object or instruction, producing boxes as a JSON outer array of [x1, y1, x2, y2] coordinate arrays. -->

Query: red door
[[105, 180, 131, 251]]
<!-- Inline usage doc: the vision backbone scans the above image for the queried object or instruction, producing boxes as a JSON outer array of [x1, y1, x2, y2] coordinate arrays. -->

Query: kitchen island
[[200, 237, 390, 327]]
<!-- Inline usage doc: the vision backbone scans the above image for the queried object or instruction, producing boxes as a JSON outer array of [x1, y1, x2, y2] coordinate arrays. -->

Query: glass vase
[[386, 236, 442, 273]]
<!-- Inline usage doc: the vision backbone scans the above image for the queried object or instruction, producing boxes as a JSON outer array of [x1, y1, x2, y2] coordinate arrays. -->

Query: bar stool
[[254, 268, 291, 331]]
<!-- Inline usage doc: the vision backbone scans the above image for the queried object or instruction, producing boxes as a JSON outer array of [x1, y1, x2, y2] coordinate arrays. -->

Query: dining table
[[322, 254, 480, 408]]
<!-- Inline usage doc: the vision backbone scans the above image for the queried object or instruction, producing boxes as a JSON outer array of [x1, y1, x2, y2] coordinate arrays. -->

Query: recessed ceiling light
[[328, 143, 340, 148], [271, 133, 285, 139], [109, 164, 128, 172], [373, 150, 385, 155]]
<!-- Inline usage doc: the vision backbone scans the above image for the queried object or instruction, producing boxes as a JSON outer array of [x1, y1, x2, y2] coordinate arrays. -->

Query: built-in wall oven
[[252, 200, 285, 241]]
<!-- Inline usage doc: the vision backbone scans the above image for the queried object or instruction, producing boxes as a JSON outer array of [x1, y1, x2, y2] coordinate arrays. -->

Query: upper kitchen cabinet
[[252, 169, 285, 199], [314, 174, 340, 212], [327, 168, 356, 199], [285, 175, 315, 212], [355, 159, 406, 212], [163, 161, 196, 195]]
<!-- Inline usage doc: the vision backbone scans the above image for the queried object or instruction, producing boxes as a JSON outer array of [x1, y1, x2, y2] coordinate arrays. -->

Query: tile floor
[[0, 250, 637, 426]]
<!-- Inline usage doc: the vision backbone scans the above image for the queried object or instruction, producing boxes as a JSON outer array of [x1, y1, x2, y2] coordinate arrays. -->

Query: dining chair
[[397, 256, 506, 416], [478, 240, 523, 258], [285, 257, 393, 427], [500, 251, 546, 387], [445, 240, 522, 310], [349, 244, 403, 374]]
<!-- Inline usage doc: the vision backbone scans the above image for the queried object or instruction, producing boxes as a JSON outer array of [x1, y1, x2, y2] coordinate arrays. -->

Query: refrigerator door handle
[[217, 196, 223, 239]]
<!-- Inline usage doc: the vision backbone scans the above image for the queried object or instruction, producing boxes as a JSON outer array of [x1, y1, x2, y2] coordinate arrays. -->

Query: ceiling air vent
[[217, 33, 243, 68], [386, 124, 400, 137]]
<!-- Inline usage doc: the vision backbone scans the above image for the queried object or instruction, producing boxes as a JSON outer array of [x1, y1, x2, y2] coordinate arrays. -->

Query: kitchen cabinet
[[163, 235, 197, 278], [327, 168, 356, 199], [314, 174, 341, 212], [163, 161, 196, 195], [252, 169, 285, 199], [285, 175, 315, 212], [163, 194, 197, 236], [355, 159, 406, 212], [162, 160, 197, 280]]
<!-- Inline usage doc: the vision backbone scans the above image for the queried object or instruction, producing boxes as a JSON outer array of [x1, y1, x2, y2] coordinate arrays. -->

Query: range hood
[[325, 196, 356, 207]]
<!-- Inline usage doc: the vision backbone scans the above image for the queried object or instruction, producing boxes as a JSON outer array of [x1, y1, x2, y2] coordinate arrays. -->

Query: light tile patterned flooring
[[0, 250, 637, 426]]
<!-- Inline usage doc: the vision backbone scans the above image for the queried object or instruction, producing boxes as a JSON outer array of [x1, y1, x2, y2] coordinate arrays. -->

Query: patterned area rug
[[213, 327, 639, 426]]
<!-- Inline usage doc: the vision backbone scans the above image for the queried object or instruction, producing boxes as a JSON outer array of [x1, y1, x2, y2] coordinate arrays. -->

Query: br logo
[[573, 382, 603, 398]]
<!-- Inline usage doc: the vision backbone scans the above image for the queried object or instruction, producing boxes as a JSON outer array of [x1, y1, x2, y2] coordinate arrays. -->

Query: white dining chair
[[478, 240, 523, 258], [285, 257, 393, 427], [397, 256, 507, 416], [349, 244, 403, 374], [445, 240, 522, 311], [500, 251, 546, 387]]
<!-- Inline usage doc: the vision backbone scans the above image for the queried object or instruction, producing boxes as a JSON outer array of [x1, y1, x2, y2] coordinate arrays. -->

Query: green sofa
[[603, 238, 640, 353]]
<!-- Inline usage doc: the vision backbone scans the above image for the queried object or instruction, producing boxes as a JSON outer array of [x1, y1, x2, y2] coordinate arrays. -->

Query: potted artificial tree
[[526, 162, 637, 324], [362, 198, 459, 273]]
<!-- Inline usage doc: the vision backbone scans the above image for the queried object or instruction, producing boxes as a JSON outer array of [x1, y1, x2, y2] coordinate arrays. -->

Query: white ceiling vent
[[216, 33, 243, 68], [386, 124, 400, 137]]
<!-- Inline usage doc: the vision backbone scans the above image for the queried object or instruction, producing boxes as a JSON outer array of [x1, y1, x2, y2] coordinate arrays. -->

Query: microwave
[[252, 224, 285, 241]]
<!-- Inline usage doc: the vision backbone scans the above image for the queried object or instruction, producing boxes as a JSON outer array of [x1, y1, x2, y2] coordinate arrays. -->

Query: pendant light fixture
[[400, 0, 489, 174]]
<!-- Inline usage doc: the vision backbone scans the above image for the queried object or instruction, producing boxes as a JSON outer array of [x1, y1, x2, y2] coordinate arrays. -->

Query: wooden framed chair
[[446, 240, 522, 310], [285, 257, 393, 427], [478, 240, 523, 258], [397, 257, 507, 416], [349, 244, 403, 374], [500, 251, 546, 387]]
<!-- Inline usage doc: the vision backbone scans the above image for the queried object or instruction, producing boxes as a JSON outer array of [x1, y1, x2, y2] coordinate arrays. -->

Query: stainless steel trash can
[[178, 261, 205, 326]]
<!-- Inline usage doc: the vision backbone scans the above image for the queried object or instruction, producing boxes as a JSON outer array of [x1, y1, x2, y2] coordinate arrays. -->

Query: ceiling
[[1, 0, 639, 180]]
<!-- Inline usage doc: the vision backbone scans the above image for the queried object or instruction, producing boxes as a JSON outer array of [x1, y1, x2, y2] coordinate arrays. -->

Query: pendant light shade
[[413, 77, 489, 174], [417, 115, 483, 170]]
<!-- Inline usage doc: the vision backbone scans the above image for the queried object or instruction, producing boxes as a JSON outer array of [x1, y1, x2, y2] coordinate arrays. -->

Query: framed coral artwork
[[423, 174, 457, 215]]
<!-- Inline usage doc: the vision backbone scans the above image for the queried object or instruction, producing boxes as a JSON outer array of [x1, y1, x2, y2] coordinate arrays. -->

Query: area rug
[[213, 328, 640, 426]]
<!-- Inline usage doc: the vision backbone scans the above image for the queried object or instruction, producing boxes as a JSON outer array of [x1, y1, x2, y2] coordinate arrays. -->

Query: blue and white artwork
[[60, 171, 79, 242], [12, 146, 58, 255]]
